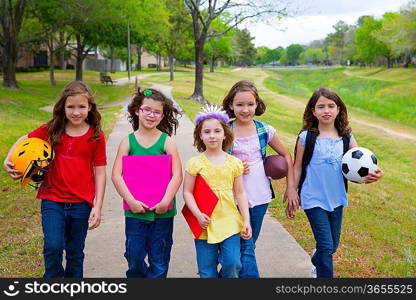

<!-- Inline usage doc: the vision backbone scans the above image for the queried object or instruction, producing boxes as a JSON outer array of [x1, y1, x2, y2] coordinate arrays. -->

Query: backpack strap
[[342, 134, 350, 193], [254, 120, 269, 162], [296, 130, 317, 196]]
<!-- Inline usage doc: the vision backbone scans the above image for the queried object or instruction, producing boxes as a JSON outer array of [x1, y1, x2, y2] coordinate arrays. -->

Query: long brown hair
[[127, 88, 181, 136], [193, 118, 234, 152], [222, 80, 266, 118], [302, 86, 351, 136], [46, 81, 102, 146]]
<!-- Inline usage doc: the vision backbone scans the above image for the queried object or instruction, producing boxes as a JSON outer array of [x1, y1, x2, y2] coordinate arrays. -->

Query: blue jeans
[[41, 199, 91, 278], [124, 217, 173, 278], [194, 233, 241, 278], [304, 206, 343, 278], [239, 203, 268, 278]]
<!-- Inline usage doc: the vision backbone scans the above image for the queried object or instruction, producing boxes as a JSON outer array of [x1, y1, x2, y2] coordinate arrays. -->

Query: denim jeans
[[194, 233, 241, 278], [304, 206, 343, 278], [239, 203, 268, 278], [124, 217, 174, 278], [41, 199, 91, 278]]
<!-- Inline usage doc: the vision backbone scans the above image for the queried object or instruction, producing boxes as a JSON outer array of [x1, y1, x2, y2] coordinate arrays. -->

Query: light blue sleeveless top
[[299, 130, 355, 212]]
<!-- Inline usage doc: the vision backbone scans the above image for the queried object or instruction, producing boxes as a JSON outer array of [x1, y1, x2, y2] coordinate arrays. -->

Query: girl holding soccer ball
[[290, 86, 383, 278]]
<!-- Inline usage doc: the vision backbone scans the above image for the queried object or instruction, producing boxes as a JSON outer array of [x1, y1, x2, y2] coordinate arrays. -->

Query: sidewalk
[[83, 84, 312, 277]]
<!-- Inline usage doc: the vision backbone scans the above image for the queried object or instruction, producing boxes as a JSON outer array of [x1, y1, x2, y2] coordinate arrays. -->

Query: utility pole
[[127, 20, 131, 81]]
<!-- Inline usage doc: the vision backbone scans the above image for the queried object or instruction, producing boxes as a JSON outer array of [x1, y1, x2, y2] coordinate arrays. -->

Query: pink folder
[[122, 155, 173, 210]]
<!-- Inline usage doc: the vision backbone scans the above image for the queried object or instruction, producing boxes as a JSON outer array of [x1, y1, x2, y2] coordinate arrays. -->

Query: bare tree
[[184, 0, 292, 101]]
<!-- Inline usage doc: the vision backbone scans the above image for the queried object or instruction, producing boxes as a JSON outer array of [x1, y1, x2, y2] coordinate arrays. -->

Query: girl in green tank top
[[111, 88, 182, 278]]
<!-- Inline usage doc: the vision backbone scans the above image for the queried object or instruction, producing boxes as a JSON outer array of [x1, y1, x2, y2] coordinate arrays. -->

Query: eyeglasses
[[139, 107, 164, 118]]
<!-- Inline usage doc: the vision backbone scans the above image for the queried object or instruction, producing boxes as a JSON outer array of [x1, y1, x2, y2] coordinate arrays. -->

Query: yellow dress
[[185, 153, 244, 244]]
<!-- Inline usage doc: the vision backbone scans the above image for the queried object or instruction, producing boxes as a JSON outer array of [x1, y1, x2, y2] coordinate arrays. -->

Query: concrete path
[[83, 83, 312, 278]]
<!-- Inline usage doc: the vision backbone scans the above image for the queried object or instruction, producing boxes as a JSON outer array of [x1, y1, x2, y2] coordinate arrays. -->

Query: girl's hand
[[88, 206, 102, 230], [150, 201, 169, 214], [197, 213, 210, 229], [129, 201, 149, 214], [283, 187, 300, 209], [3, 160, 22, 180], [242, 160, 250, 175], [241, 221, 252, 240], [285, 204, 296, 219], [364, 168, 384, 184]]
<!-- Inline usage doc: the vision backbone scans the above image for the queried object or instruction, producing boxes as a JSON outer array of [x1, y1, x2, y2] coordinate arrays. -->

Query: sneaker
[[309, 248, 317, 278]]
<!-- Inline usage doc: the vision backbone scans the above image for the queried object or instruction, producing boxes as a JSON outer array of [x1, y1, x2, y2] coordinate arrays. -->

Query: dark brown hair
[[193, 118, 234, 152], [127, 88, 181, 136], [302, 86, 351, 136], [46, 80, 102, 146], [222, 80, 266, 118]]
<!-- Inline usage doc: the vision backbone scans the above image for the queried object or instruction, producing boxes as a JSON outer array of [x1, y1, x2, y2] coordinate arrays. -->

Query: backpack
[[295, 130, 350, 196], [227, 120, 275, 199]]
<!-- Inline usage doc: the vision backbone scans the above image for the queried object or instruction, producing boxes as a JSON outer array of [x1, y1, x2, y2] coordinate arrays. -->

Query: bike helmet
[[9, 137, 54, 188]]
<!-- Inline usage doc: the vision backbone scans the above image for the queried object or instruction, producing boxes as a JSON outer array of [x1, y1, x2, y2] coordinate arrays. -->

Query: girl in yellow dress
[[183, 104, 252, 278]]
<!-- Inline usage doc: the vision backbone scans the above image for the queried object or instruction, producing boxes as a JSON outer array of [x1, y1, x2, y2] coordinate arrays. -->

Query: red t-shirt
[[28, 124, 107, 206]]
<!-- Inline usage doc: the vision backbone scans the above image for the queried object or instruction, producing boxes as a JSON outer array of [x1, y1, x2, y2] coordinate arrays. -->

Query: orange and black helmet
[[9, 137, 54, 188]]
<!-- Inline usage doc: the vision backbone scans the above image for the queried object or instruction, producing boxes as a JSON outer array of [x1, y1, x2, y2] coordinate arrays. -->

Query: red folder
[[182, 174, 219, 239]]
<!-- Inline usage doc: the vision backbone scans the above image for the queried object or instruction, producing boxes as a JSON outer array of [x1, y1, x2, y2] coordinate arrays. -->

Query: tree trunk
[[136, 46, 142, 71], [58, 31, 66, 70], [1, 1, 23, 89], [75, 34, 84, 81], [156, 53, 162, 71], [210, 56, 215, 72], [169, 55, 174, 81], [1, 47, 18, 89], [48, 35, 56, 86], [190, 39, 205, 101], [110, 47, 115, 73]]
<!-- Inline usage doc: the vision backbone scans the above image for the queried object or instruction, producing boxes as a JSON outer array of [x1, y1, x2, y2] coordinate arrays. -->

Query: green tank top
[[124, 131, 177, 221]]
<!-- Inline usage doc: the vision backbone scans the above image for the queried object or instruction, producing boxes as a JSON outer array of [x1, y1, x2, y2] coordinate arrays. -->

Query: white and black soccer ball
[[341, 147, 378, 183]]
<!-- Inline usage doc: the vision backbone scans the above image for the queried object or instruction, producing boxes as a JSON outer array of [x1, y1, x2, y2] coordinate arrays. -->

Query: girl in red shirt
[[3, 81, 107, 278]]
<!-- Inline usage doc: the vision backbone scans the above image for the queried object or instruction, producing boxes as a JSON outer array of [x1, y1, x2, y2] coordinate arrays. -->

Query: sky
[[247, 0, 411, 48]]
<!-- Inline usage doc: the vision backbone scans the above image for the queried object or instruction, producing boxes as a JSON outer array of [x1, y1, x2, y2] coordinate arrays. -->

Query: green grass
[[263, 67, 416, 127], [0, 71, 137, 277]]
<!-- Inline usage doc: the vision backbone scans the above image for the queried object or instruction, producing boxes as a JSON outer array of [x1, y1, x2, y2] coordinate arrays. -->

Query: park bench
[[100, 72, 117, 85]]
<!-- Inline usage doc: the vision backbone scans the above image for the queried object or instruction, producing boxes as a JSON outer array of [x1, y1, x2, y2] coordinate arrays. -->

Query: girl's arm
[[233, 175, 252, 240], [3, 134, 28, 179], [89, 165, 106, 230], [150, 136, 183, 214], [268, 134, 300, 209], [183, 172, 210, 229], [288, 138, 305, 219], [350, 139, 384, 183], [111, 136, 148, 213]]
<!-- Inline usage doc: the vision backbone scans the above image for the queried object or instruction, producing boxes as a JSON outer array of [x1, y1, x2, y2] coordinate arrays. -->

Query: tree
[[184, 0, 292, 101], [0, 0, 29, 89], [163, 0, 193, 80], [231, 28, 256, 66], [32, 0, 72, 86], [264, 47, 282, 65], [286, 44, 304, 65], [299, 48, 325, 64], [355, 16, 394, 67], [324, 20, 354, 64], [374, 5, 416, 67]]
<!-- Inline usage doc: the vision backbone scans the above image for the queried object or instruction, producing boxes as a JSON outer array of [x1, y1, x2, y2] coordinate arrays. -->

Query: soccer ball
[[341, 147, 378, 183]]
